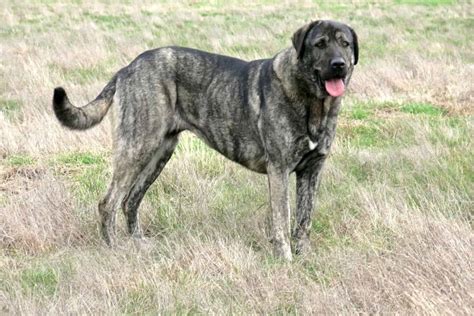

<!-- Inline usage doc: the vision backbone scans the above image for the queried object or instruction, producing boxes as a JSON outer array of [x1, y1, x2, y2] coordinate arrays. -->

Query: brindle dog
[[53, 20, 358, 261]]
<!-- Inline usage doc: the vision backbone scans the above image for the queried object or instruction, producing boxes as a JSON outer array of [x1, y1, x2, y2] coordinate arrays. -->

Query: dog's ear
[[349, 26, 359, 65], [292, 21, 319, 60]]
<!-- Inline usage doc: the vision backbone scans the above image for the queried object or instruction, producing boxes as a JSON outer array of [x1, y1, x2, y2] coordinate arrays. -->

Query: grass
[[400, 102, 446, 115], [20, 265, 59, 297], [394, 0, 456, 5], [54, 151, 107, 166], [0, 0, 473, 314], [0, 99, 22, 121], [7, 154, 36, 167]]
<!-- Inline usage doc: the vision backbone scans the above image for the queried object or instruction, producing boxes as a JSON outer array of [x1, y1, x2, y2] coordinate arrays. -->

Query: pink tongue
[[325, 79, 345, 97]]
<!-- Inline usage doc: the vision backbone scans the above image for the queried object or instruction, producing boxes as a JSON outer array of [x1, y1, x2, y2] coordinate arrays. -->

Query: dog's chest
[[306, 97, 340, 153], [292, 97, 341, 170], [308, 139, 317, 150]]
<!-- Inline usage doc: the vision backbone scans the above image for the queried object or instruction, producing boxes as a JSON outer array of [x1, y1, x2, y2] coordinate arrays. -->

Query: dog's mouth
[[313, 70, 347, 97], [324, 78, 345, 97]]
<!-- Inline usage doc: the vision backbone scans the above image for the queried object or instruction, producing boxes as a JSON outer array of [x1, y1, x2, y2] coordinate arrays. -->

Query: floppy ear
[[292, 21, 319, 60], [349, 27, 359, 65]]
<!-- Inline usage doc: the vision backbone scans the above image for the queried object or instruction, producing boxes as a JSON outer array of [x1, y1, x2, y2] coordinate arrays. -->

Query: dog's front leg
[[267, 164, 292, 261], [292, 156, 326, 255]]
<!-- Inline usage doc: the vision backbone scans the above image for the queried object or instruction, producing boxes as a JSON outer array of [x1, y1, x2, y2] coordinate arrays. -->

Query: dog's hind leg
[[122, 135, 178, 238], [98, 132, 178, 246], [98, 161, 144, 247]]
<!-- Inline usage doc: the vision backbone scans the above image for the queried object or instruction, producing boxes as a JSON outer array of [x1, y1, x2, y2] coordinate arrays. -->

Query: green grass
[[0, 98, 22, 121], [49, 152, 109, 205], [20, 265, 58, 296], [338, 120, 411, 149], [349, 107, 372, 120], [121, 285, 158, 315], [83, 12, 139, 32], [7, 154, 36, 166], [394, 0, 456, 5], [50, 62, 115, 85], [54, 151, 106, 166], [349, 124, 382, 147], [73, 165, 109, 205], [400, 102, 445, 115]]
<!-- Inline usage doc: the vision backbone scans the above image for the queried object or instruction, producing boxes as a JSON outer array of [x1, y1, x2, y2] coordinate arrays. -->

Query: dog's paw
[[295, 237, 311, 256]]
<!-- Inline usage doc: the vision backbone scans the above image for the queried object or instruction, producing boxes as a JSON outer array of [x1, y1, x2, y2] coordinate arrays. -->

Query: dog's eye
[[315, 41, 326, 49], [342, 40, 350, 47]]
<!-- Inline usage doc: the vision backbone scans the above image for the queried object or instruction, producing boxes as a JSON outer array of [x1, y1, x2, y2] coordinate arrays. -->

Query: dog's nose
[[330, 57, 346, 70]]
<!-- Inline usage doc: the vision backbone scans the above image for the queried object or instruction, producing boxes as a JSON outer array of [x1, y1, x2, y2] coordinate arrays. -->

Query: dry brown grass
[[1, 0, 473, 314], [1, 163, 472, 314]]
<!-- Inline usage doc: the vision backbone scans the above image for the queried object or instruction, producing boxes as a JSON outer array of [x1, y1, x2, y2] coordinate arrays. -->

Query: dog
[[53, 20, 358, 261]]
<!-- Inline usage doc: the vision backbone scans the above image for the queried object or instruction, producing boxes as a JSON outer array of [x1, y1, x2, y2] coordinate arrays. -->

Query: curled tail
[[53, 75, 117, 130]]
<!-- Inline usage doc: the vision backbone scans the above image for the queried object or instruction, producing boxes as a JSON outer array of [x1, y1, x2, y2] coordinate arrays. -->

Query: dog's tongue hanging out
[[325, 79, 345, 97]]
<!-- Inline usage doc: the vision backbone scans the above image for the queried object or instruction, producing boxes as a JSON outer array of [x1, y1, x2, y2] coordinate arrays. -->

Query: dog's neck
[[272, 48, 326, 101], [307, 97, 342, 142]]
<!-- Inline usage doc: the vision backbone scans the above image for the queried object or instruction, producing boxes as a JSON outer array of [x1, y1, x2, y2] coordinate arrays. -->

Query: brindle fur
[[53, 20, 358, 261]]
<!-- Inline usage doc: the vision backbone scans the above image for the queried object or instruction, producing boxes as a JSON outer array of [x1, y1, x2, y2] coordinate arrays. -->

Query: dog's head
[[292, 20, 358, 98]]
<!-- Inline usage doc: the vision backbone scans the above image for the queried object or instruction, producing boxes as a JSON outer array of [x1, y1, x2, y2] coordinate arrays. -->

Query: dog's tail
[[53, 75, 117, 130]]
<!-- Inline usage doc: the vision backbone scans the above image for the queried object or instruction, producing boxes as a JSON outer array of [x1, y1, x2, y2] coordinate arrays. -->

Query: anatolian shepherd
[[53, 20, 358, 261]]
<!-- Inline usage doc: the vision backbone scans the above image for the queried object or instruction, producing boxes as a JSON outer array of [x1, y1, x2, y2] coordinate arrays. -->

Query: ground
[[0, 0, 473, 314]]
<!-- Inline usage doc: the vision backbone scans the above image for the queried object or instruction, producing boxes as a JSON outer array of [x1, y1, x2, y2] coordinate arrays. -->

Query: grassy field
[[1, 0, 473, 314]]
